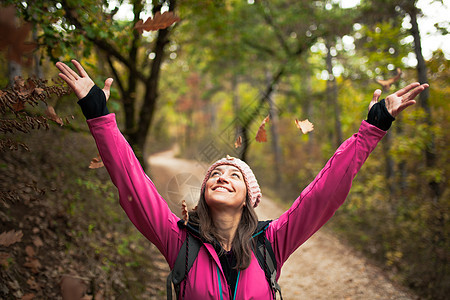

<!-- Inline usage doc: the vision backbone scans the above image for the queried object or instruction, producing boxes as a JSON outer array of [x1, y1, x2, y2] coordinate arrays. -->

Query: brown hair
[[189, 193, 258, 270]]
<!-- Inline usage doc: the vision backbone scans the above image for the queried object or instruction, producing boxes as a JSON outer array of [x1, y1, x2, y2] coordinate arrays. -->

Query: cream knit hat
[[200, 155, 262, 207]]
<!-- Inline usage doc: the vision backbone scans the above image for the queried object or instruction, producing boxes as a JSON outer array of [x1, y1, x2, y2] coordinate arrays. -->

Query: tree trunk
[[266, 71, 282, 190], [409, 8, 440, 200], [129, 0, 177, 167], [231, 73, 245, 160], [325, 42, 342, 148]]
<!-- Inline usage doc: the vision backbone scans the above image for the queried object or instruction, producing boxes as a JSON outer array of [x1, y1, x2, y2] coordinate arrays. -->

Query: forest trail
[[148, 148, 416, 300]]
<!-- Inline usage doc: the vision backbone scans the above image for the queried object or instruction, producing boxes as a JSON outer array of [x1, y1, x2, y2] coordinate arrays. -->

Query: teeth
[[215, 187, 229, 192]]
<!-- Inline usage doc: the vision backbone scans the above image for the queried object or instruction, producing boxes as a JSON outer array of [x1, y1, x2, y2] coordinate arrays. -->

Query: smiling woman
[[55, 59, 428, 300]]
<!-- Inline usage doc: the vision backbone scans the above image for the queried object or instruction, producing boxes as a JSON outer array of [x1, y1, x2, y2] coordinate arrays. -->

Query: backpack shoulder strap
[[166, 231, 202, 300], [253, 220, 283, 300]]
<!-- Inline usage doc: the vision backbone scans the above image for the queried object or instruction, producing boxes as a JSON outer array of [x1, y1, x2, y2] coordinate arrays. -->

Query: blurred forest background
[[0, 0, 448, 299]]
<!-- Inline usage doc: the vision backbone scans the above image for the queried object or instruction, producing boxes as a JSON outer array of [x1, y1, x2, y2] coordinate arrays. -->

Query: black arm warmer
[[77, 85, 109, 120], [366, 99, 395, 131]]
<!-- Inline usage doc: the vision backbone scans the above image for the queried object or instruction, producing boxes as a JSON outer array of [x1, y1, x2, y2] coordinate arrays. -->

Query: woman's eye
[[232, 173, 240, 178], [211, 171, 220, 177]]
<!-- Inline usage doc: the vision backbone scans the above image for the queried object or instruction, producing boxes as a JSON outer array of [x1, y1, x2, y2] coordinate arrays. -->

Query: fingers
[[395, 82, 420, 96], [71, 59, 89, 78], [55, 61, 80, 81], [403, 83, 429, 101], [369, 89, 382, 111], [102, 78, 114, 101]]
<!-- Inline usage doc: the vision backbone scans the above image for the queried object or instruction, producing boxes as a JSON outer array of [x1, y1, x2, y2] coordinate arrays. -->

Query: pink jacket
[[87, 114, 386, 299]]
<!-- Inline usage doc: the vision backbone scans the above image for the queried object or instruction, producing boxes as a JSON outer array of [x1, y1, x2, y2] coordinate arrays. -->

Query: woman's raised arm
[[266, 83, 429, 279], [55, 60, 183, 267]]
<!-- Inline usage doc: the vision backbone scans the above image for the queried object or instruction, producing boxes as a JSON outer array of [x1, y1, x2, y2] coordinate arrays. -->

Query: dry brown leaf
[[45, 106, 64, 126], [60, 275, 87, 300], [24, 258, 41, 273], [32, 236, 43, 248], [234, 136, 242, 148], [25, 245, 35, 257], [134, 11, 180, 33], [27, 277, 40, 290], [89, 154, 104, 169], [181, 200, 189, 226], [295, 119, 314, 134], [376, 68, 402, 92], [0, 230, 23, 246], [21, 293, 35, 300], [0, 7, 37, 65], [255, 115, 270, 142], [0, 252, 10, 266]]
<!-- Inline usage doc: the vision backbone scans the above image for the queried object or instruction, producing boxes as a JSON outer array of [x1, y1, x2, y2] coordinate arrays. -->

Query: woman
[[56, 59, 428, 299]]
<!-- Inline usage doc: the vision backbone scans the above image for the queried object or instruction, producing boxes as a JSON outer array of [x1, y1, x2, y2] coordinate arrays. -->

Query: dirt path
[[148, 149, 416, 299]]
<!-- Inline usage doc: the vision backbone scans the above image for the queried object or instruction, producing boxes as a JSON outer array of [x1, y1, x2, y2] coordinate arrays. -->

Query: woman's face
[[204, 165, 247, 210]]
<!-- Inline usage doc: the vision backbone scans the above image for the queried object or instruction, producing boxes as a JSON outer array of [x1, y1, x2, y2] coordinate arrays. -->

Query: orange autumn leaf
[[255, 115, 270, 143], [181, 200, 189, 225], [376, 68, 402, 92], [234, 136, 242, 148], [0, 230, 23, 247], [45, 106, 64, 126], [89, 154, 104, 169], [134, 11, 180, 33], [295, 119, 314, 134]]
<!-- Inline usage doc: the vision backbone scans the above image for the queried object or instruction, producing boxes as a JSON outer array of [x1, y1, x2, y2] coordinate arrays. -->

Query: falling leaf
[[255, 115, 270, 142], [295, 119, 314, 134], [181, 200, 189, 226], [376, 68, 402, 92], [89, 154, 104, 169], [0, 6, 37, 65], [45, 106, 64, 126], [0, 230, 23, 246], [134, 11, 180, 33], [234, 136, 242, 148]]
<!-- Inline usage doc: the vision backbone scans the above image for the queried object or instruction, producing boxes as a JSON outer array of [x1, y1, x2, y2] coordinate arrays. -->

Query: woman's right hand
[[55, 59, 113, 100]]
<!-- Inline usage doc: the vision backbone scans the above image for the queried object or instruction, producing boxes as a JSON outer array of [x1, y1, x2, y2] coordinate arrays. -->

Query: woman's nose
[[217, 175, 229, 183]]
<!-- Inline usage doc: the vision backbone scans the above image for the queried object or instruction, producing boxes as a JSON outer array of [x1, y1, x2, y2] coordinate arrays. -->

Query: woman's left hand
[[369, 82, 429, 117], [56, 59, 113, 101]]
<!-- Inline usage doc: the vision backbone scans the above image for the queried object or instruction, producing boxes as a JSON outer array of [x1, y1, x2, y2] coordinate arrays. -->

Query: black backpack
[[166, 220, 283, 300]]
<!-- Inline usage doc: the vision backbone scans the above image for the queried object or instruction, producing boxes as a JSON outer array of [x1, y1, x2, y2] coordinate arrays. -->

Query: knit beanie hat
[[201, 155, 262, 207]]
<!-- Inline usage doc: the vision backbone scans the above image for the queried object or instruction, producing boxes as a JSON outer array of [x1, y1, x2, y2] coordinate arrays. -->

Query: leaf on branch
[[376, 68, 402, 92], [134, 11, 180, 33], [234, 136, 242, 148], [181, 200, 189, 225], [89, 154, 104, 169], [45, 106, 64, 126], [255, 115, 270, 143], [0, 230, 23, 246], [295, 119, 314, 134]]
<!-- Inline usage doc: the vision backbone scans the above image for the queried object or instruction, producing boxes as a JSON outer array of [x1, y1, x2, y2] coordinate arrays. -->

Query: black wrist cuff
[[77, 85, 109, 120], [366, 99, 395, 131]]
